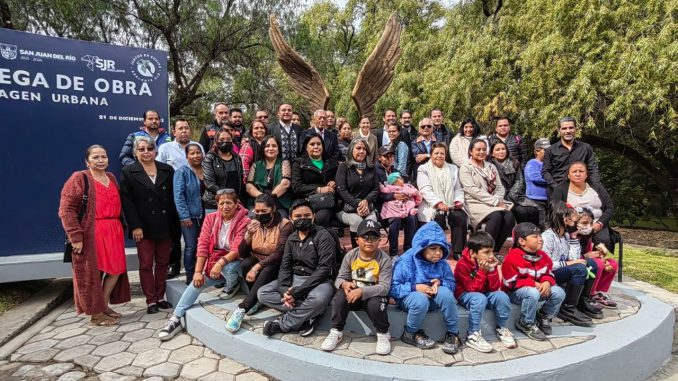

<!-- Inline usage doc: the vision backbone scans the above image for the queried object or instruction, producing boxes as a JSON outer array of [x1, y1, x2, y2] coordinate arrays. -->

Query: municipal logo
[[130, 54, 162, 82], [0, 43, 17, 60]]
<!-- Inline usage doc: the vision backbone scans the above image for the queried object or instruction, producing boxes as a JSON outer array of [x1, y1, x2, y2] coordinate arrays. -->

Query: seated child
[[454, 231, 516, 352], [379, 172, 422, 219], [389, 221, 462, 354], [577, 207, 618, 308], [321, 219, 393, 355], [502, 222, 566, 341]]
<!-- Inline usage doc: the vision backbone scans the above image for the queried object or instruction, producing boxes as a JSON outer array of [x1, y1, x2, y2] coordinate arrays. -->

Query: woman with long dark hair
[[450, 117, 486, 167], [203, 129, 244, 213], [240, 119, 268, 181], [245, 135, 292, 216]]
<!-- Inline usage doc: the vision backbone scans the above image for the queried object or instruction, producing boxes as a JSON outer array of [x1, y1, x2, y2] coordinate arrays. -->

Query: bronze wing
[[351, 13, 402, 124], [269, 15, 330, 112]]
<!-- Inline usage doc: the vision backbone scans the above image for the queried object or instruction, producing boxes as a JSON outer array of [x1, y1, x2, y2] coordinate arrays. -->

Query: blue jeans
[[509, 286, 565, 325], [398, 286, 459, 335], [181, 218, 201, 284], [173, 260, 241, 318], [458, 291, 511, 333]]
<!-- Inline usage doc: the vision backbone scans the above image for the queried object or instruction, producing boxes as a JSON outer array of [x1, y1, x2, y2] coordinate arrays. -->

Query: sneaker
[[320, 329, 343, 351], [465, 331, 493, 353], [298, 318, 317, 337], [158, 318, 183, 341], [495, 327, 517, 349], [225, 308, 246, 333], [536, 310, 553, 335], [401, 328, 435, 349], [263, 320, 283, 337], [441, 332, 463, 355], [219, 283, 240, 300], [246, 302, 262, 316], [515, 318, 546, 341], [375, 332, 392, 355]]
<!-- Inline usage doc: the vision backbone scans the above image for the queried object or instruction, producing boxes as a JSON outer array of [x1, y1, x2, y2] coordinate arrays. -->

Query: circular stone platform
[[166, 280, 674, 381]]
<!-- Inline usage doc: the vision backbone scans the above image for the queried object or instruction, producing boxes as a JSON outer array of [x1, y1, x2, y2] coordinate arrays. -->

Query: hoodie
[[453, 247, 502, 299], [501, 247, 557, 292], [389, 222, 455, 300]]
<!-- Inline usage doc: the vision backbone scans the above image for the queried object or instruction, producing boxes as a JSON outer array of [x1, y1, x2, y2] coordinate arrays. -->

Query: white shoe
[[465, 331, 493, 353], [320, 329, 343, 351], [375, 332, 392, 355], [496, 326, 517, 348]]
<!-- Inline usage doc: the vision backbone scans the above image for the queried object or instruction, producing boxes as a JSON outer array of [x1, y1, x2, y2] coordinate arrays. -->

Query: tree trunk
[[0, 0, 14, 29]]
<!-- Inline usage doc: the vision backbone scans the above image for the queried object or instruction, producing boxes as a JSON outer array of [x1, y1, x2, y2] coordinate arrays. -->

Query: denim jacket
[[174, 165, 203, 221]]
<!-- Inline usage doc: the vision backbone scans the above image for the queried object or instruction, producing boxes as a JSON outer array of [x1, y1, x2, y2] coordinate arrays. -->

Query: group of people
[[58, 102, 618, 356]]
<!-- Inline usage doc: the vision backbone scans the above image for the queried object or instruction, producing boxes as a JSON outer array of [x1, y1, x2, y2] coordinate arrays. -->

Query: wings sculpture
[[269, 13, 402, 123]]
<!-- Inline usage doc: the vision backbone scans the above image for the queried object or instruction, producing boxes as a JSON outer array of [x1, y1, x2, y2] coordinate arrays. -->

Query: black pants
[[239, 257, 280, 312], [512, 205, 540, 226], [482, 210, 515, 252], [169, 235, 182, 269], [433, 209, 468, 255], [387, 215, 417, 256], [330, 290, 390, 333]]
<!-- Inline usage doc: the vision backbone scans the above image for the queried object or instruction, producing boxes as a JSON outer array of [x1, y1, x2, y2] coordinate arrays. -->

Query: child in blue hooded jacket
[[389, 221, 462, 354]]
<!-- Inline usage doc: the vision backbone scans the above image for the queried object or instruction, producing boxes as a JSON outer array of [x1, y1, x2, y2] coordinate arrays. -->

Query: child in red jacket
[[502, 223, 565, 341], [455, 232, 516, 352]]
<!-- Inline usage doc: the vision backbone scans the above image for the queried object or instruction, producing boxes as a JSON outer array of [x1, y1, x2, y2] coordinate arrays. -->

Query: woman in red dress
[[59, 145, 130, 325]]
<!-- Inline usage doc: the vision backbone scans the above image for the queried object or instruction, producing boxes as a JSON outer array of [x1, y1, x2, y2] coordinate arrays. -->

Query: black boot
[[557, 283, 593, 327], [350, 232, 358, 248], [578, 278, 603, 319]]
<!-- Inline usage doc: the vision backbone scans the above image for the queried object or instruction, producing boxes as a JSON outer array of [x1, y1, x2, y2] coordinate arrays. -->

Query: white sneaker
[[320, 329, 343, 351], [375, 332, 392, 355], [496, 326, 517, 348], [465, 331, 493, 353]]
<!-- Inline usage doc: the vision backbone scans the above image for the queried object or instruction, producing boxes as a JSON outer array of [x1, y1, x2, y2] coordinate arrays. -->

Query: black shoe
[[298, 318, 317, 337], [147, 304, 159, 314], [157, 300, 173, 310], [441, 332, 462, 355], [536, 310, 552, 335], [167, 265, 180, 280], [515, 318, 546, 341], [263, 320, 283, 337], [558, 304, 593, 327], [578, 297, 604, 319], [401, 328, 435, 349]]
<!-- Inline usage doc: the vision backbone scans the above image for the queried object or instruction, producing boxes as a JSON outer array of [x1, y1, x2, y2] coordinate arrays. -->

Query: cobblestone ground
[[0, 279, 274, 381]]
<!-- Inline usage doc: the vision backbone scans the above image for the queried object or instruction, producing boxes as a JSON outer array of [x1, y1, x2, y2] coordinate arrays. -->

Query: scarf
[[426, 160, 456, 206], [472, 162, 497, 194]]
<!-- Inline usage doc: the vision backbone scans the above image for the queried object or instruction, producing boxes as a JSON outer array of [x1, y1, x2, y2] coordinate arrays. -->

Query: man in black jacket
[[488, 116, 528, 168], [199, 102, 230, 153], [268, 104, 302, 162], [257, 200, 336, 337]]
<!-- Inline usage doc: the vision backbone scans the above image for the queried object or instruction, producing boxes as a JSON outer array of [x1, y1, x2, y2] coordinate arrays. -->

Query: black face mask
[[218, 141, 233, 153], [565, 225, 578, 233], [256, 212, 273, 225], [293, 218, 313, 231]]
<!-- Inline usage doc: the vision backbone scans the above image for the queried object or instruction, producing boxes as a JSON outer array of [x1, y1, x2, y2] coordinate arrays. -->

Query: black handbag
[[307, 192, 335, 211], [64, 173, 89, 263]]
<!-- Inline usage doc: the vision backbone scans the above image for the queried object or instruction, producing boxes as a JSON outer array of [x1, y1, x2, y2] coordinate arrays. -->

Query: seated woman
[[489, 141, 539, 225], [291, 133, 340, 228], [450, 117, 486, 168], [225, 194, 294, 332], [203, 129, 244, 214], [336, 138, 379, 247], [245, 135, 292, 217], [352, 116, 378, 166], [239, 119, 268, 182], [459, 139, 515, 253], [541, 201, 602, 327], [551, 161, 615, 252], [417, 142, 468, 259], [158, 189, 250, 341]]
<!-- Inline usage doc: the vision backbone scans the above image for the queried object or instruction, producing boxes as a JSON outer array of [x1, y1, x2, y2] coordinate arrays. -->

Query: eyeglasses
[[360, 234, 380, 242], [420, 125, 432, 129], [137, 147, 155, 152], [216, 188, 236, 195]]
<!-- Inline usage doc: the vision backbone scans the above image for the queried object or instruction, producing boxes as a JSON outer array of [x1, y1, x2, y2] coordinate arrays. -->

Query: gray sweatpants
[[257, 276, 334, 332]]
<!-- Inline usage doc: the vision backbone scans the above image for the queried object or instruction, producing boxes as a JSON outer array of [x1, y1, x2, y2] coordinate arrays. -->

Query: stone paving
[[1, 280, 272, 381]]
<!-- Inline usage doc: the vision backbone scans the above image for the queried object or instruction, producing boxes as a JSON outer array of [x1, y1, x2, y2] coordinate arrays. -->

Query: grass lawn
[[0, 280, 51, 315], [622, 246, 678, 293]]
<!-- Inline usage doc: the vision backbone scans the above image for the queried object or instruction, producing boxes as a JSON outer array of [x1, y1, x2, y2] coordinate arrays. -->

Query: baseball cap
[[387, 172, 402, 185], [512, 222, 541, 247], [378, 145, 395, 156], [534, 138, 551, 150], [357, 219, 380, 237]]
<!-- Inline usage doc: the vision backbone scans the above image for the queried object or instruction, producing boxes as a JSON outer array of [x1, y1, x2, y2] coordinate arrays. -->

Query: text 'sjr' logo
[[0, 43, 17, 60]]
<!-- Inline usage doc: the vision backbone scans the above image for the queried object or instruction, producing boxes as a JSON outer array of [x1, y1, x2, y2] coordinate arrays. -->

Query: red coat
[[197, 204, 250, 278], [454, 247, 502, 299], [501, 247, 557, 292], [58, 170, 130, 315]]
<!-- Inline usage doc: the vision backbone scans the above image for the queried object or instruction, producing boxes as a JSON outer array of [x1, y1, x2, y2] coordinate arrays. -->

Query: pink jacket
[[197, 204, 250, 276], [379, 183, 422, 219]]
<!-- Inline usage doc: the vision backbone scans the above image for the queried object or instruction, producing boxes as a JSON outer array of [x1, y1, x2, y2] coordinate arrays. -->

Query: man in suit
[[268, 103, 303, 162], [373, 109, 398, 149], [300, 109, 339, 160]]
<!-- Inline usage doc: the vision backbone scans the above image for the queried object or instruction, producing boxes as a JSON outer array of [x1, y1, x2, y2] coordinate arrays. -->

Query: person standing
[[525, 138, 551, 228], [119, 109, 172, 166], [199, 102, 230, 154], [203, 129, 244, 213], [268, 104, 302, 162], [488, 117, 528, 168], [59, 145, 131, 326], [300, 110, 339, 160]]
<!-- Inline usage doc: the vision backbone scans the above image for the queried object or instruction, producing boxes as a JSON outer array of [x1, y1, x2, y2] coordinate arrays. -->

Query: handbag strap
[[77, 173, 89, 224]]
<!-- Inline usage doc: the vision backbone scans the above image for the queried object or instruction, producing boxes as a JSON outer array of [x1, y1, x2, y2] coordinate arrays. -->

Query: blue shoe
[[246, 302, 262, 316], [225, 308, 246, 333]]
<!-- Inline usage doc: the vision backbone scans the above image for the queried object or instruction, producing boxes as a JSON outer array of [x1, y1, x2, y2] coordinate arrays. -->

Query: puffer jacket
[[119, 127, 172, 166]]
